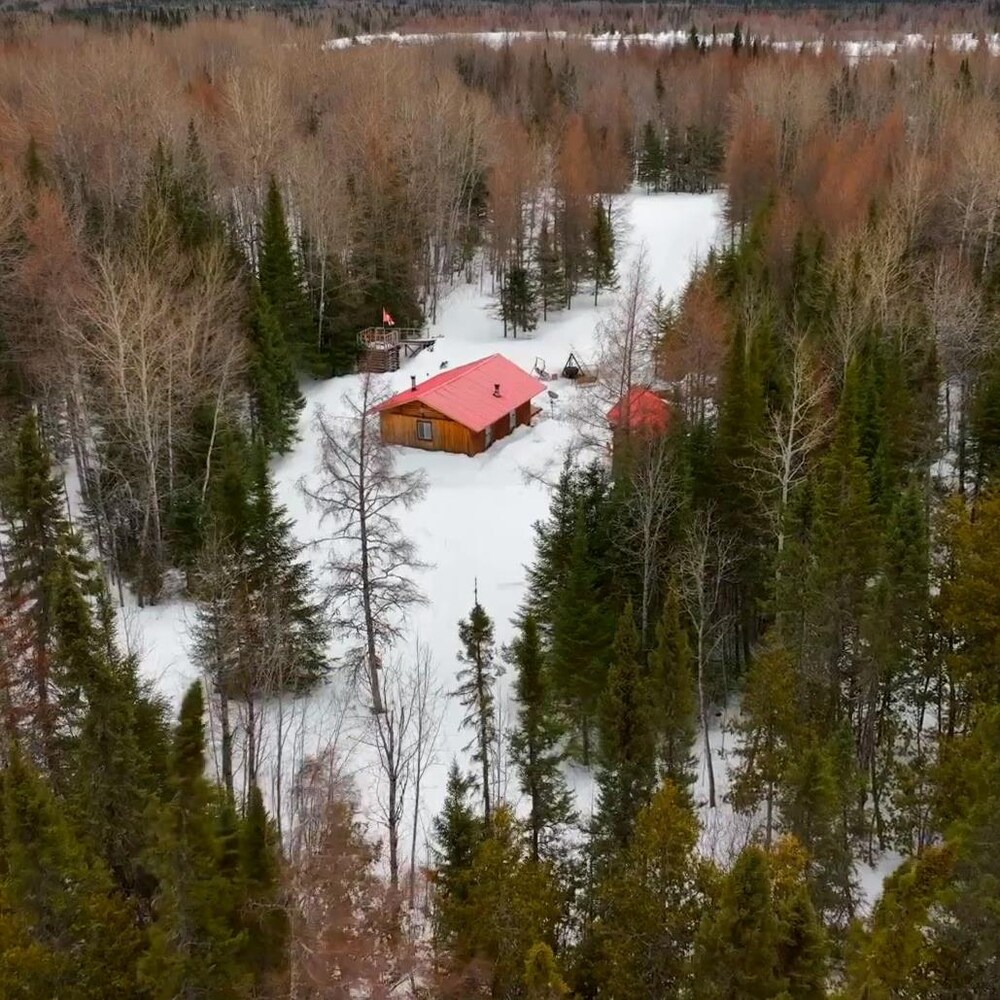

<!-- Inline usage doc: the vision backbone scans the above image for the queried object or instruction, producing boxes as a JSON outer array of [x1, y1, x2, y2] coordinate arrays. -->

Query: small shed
[[375, 354, 546, 456], [607, 386, 672, 436]]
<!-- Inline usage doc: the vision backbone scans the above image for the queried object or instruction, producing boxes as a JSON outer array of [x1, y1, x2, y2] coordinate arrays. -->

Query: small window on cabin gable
[[416, 420, 433, 442]]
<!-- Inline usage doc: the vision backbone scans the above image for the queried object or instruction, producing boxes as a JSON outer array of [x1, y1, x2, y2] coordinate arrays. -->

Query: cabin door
[[484, 425, 493, 449]]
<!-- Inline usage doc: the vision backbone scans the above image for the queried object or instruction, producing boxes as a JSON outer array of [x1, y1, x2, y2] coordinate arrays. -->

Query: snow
[[113, 187, 898, 902], [324, 29, 1000, 60]]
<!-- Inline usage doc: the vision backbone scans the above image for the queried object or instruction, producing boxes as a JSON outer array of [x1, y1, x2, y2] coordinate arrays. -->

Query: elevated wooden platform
[[358, 327, 439, 373]]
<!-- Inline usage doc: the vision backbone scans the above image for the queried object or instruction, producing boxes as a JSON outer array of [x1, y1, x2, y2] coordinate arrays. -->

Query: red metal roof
[[376, 354, 547, 433], [607, 386, 672, 434]]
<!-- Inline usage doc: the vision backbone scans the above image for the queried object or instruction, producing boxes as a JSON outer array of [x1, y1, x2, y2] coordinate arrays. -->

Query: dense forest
[[3, 6, 1000, 999]]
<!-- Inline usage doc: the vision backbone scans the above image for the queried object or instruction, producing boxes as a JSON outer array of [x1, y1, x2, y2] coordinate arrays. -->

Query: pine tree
[[498, 264, 539, 338], [2, 412, 95, 766], [455, 596, 502, 824], [240, 784, 289, 997], [780, 739, 857, 925], [0, 745, 143, 999], [55, 570, 167, 899], [590, 196, 617, 304], [257, 175, 316, 372], [693, 846, 785, 1000], [436, 807, 563, 1000], [593, 601, 657, 858], [534, 217, 565, 322], [648, 588, 697, 796], [637, 121, 666, 193], [729, 640, 801, 845], [141, 683, 249, 999], [507, 613, 575, 862], [248, 293, 304, 456], [549, 508, 614, 762], [432, 762, 485, 915], [596, 780, 708, 998]]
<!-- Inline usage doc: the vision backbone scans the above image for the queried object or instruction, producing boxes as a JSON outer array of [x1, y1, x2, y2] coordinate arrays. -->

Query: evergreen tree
[[729, 640, 801, 845], [0, 746, 143, 999], [436, 807, 563, 1000], [54, 568, 168, 900], [590, 196, 617, 304], [548, 508, 614, 762], [637, 121, 666, 193], [257, 175, 316, 372], [593, 601, 657, 857], [780, 738, 857, 926], [498, 264, 539, 338], [1, 412, 94, 766], [508, 612, 575, 862], [648, 588, 697, 796], [693, 846, 785, 1000], [248, 293, 304, 456], [455, 596, 501, 825], [596, 780, 709, 999], [432, 762, 485, 915], [534, 217, 565, 322], [141, 683, 249, 999], [240, 784, 289, 997]]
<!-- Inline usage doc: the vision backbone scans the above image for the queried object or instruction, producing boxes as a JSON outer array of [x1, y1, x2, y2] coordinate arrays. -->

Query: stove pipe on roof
[[411, 376, 417, 391], [493, 383, 501, 397]]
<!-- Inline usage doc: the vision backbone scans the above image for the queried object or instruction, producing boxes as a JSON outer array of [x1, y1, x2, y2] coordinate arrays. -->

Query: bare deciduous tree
[[745, 336, 830, 566], [302, 373, 429, 713], [678, 507, 735, 809], [615, 438, 679, 641]]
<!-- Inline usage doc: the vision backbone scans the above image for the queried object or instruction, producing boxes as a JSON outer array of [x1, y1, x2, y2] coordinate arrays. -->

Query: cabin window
[[416, 420, 433, 442], [509, 410, 517, 432]]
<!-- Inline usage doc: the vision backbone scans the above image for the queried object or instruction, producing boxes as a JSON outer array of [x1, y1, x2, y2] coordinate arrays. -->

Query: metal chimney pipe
[[411, 376, 417, 391], [493, 383, 501, 397]]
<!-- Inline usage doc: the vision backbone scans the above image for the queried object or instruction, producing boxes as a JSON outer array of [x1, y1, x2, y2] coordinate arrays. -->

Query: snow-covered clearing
[[325, 29, 1000, 60], [114, 188, 895, 902]]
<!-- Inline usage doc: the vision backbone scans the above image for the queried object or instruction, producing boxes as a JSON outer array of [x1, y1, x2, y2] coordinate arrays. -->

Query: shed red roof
[[376, 354, 547, 433], [607, 386, 672, 434]]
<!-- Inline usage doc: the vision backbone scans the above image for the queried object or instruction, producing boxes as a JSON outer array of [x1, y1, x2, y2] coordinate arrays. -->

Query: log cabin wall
[[379, 399, 535, 457], [379, 401, 477, 455]]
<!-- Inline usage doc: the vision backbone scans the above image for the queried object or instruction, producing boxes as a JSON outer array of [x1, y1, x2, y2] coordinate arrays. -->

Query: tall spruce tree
[[534, 217, 565, 322], [592, 601, 657, 858], [507, 612, 575, 862], [455, 596, 502, 825], [637, 121, 666, 193], [432, 762, 485, 917], [648, 588, 697, 796], [590, 197, 617, 304], [693, 846, 785, 1000], [0, 745, 143, 999], [2, 412, 95, 767], [248, 293, 304, 456], [240, 784, 289, 997], [548, 507, 614, 762], [729, 641, 801, 845], [257, 175, 316, 371], [595, 780, 708, 999], [141, 683, 249, 1000], [498, 264, 539, 339]]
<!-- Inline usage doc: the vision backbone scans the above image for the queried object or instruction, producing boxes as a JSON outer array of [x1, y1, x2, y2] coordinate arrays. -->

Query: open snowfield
[[114, 187, 897, 899]]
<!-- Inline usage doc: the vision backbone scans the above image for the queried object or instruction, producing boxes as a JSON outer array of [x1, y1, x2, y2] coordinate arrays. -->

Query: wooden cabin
[[375, 354, 546, 456]]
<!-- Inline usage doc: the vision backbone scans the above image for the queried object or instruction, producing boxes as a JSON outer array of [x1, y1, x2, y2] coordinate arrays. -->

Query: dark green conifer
[[141, 683, 248, 1000], [593, 600, 657, 857], [258, 175, 316, 371], [455, 596, 501, 824], [648, 587, 697, 796], [507, 612, 575, 862]]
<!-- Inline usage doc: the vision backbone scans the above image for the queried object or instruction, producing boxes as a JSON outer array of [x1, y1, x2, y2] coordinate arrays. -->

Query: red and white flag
[[382, 307, 396, 327]]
